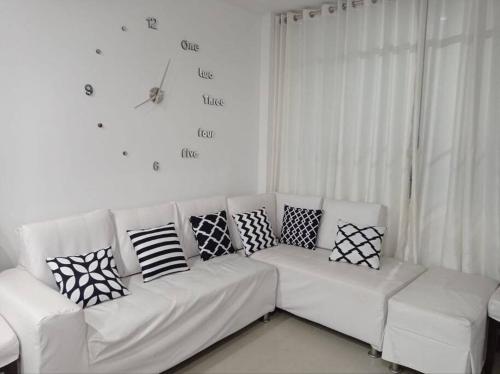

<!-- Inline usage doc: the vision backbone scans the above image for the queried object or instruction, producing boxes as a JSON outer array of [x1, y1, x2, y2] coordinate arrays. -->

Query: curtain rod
[[281, 0, 378, 22]]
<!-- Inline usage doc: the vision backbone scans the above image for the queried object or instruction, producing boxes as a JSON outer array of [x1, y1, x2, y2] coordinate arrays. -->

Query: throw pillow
[[280, 205, 323, 249], [46, 247, 129, 308], [329, 220, 385, 270], [233, 207, 277, 256], [127, 223, 189, 282], [190, 210, 235, 261]]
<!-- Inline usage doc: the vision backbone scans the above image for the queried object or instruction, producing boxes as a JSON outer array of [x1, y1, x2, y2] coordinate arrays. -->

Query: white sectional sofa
[[0, 191, 489, 374], [228, 193, 426, 353], [0, 197, 277, 373]]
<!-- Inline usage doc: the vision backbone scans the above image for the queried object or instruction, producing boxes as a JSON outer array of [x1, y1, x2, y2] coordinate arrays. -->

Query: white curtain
[[407, 0, 500, 280], [268, 0, 423, 256]]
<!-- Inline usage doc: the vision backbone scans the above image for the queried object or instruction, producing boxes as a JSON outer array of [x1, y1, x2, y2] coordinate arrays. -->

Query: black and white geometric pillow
[[46, 247, 130, 308], [233, 207, 278, 256], [127, 223, 190, 282], [329, 220, 385, 270], [190, 210, 235, 261], [280, 205, 323, 249]]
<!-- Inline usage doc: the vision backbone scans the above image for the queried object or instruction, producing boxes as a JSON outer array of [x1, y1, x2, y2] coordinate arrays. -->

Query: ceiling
[[225, 0, 326, 14]]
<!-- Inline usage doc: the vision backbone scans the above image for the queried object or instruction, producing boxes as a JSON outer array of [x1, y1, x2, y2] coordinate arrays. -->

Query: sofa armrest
[[0, 268, 89, 373]]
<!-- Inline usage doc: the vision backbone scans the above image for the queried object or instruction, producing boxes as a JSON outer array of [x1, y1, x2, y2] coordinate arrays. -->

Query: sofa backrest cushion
[[227, 193, 277, 249], [316, 199, 384, 250], [276, 193, 323, 236], [18, 209, 117, 289], [175, 196, 228, 259], [111, 202, 177, 277]]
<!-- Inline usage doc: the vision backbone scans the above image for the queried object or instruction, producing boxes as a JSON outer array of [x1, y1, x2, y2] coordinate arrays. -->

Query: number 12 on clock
[[146, 17, 158, 30]]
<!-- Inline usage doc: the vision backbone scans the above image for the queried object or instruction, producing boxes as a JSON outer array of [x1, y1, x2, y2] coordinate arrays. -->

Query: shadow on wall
[[0, 229, 15, 271], [0, 247, 14, 272]]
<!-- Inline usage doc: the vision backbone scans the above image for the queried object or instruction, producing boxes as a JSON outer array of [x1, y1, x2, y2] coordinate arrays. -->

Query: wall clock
[[83, 18, 220, 169]]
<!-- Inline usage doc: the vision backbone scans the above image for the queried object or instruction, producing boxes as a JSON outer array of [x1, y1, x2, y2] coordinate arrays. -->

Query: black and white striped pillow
[[127, 223, 189, 282]]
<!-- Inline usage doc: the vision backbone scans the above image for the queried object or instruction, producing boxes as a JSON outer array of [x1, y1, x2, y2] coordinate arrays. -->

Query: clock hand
[[158, 59, 171, 92], [135, 59, 171, 108], [134, 96, 153, 109], [154, 59, 171, 102]]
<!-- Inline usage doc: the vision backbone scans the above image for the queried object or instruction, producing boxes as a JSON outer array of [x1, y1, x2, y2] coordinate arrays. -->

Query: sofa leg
[[367, 346, 381, 358], [389, 362, 401, 374], [1, 360, 18, 374], [262, 313, 271, 323], [484, 317, 498, 374]]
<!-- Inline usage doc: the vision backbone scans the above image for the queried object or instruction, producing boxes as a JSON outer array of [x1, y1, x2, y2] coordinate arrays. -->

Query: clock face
[[83, 16, 220, 172]]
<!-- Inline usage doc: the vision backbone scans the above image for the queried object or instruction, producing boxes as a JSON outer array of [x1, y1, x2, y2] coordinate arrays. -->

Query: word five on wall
[[181, 148, 199, 159]]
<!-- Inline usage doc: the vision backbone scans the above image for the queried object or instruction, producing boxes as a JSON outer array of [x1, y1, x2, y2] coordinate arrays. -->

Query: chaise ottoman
[[382, 267, 498, 374]]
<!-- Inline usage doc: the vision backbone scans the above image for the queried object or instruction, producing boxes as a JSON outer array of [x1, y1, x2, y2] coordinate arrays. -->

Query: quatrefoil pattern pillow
[[329, 220, 385, 270], [190, 210, 235, 261], [46, 247, 130, 308], [280, 205, 323, 249]]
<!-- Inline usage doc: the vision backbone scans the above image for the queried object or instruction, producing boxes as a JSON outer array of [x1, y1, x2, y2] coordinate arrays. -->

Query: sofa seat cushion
[[251, 244, 425, 350], [111, 202, 177, 277], [489, 286, 500, 322], [84, 254, 277, 374], [276, 193, 323, 235], [19, 209, 117, 289], [175, 196, 229, 259], [382, 267, 498, 374], [316, 199, 384, 250]]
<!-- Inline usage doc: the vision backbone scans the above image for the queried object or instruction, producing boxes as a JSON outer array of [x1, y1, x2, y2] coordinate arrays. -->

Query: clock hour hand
[[134, 96, 153, 109]]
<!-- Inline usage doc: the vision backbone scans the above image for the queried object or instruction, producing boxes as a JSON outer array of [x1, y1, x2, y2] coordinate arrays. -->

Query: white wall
[[0, 0, 264, 270]]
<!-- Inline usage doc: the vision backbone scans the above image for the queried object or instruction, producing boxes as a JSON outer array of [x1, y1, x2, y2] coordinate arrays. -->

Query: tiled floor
[[170, 310, 420, 374]]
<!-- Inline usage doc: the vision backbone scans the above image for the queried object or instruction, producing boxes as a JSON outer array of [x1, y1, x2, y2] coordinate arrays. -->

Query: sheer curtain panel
[[268, 0, 423, 256], [408, 0, 500, 280]]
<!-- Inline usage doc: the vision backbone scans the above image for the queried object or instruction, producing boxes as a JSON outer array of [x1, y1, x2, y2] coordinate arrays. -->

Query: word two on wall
[[198, 68, 214, 80]]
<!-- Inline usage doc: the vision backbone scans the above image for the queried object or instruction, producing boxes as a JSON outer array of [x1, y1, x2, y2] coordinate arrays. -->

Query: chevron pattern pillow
[[280, 205, 323, 249], [233, 207, 277, 256], [329, 220, 385, 270], [190, 210, 235, 261]]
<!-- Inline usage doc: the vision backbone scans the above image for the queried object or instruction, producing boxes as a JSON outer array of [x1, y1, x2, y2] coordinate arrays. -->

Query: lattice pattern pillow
[[329, 220, 385, 270], [280, 205, 323, 249], [127, 223, 190, 282], [233, 207, 277, 256], [46, 247, 129, 308], [190, 210, 234, 261]]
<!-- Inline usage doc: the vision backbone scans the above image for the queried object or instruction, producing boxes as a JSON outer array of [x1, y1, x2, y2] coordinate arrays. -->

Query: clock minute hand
[[155, 59, 171, 100]]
